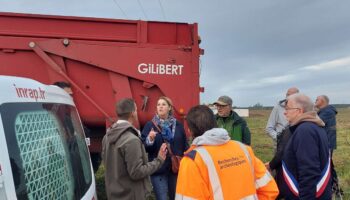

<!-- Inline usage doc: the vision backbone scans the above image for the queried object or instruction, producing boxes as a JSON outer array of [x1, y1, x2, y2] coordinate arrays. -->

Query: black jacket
[[269, 128, 292, 171]]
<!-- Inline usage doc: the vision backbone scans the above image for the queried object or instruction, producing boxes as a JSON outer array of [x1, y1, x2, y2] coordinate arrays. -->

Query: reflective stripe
[[175, 193, 195, 200], [235, 141, 255, 182], [196, 147, 224, 200], [255, 171, 273, 189], [235, 141, 252, 167], [240, 194, 258, 200]]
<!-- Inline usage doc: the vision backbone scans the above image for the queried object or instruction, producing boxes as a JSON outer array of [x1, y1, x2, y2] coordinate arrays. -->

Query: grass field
[[95, 108, 350, 199]]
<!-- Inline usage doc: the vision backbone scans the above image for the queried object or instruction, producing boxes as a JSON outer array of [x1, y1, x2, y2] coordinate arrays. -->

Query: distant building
[[234, 109, 249, 117]]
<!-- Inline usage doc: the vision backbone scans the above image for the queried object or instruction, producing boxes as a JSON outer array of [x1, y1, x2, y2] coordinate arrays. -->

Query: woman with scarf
[[141, 96, 188, 200]]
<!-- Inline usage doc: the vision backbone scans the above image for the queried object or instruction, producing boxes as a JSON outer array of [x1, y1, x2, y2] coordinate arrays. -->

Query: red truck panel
[[0, 12, 202, 152]]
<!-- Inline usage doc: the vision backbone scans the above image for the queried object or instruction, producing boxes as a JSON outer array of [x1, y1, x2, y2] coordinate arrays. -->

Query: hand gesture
[[157, 143, 168, 161], [149, 128, 157, 142]]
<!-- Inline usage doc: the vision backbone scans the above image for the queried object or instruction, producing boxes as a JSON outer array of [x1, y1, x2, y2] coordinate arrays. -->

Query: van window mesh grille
[[14, 111, 74, 200]]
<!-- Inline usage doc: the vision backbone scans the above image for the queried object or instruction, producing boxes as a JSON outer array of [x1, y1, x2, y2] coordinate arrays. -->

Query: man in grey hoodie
[[102, 98, 167, 200], [265, 87, 299, 149]]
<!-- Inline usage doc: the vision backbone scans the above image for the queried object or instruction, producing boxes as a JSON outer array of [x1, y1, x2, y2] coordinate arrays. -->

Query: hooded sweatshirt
[[266, 100, 289, 141], [192, 128, 231, 146], [280, 111, 331, 200], [102, 120, 164, 200], [176, 128, 279, 200]]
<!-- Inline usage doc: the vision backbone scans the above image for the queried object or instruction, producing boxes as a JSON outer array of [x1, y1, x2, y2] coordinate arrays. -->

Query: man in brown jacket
[[102, 98, 167, 200]]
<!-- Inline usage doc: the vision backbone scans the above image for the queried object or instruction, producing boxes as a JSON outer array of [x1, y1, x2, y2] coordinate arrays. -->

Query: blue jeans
[[151, 173, 177, 200]]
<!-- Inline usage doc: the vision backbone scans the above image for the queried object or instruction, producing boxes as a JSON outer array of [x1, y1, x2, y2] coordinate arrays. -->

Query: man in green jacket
[[214, 95, 251, 145], [102, 98, 167, 200]]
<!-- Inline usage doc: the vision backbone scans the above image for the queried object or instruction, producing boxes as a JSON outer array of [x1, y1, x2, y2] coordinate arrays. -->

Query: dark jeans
[[151, 173, 177, 200]]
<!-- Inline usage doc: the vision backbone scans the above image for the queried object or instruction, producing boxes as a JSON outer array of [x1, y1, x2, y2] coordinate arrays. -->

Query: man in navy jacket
[[315, 95, 338, 153], [280, 93, 332, 200], [315, 95, 343, 198]]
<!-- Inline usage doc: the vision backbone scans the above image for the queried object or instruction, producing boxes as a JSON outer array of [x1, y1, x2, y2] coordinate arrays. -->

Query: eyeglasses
[[285, 106, 301, 111], [215, 104, 229, 108]]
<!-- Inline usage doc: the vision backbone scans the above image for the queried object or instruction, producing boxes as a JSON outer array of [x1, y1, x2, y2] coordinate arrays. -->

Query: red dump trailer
[[0, 12, 203, 164]]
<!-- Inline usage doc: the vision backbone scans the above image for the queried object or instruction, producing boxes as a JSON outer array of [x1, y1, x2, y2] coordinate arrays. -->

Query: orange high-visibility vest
[[176, 141, 279, 200]]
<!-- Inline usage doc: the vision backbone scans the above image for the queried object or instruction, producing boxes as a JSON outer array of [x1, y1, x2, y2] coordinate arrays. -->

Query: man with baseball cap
[[213, 95, 251, 145]]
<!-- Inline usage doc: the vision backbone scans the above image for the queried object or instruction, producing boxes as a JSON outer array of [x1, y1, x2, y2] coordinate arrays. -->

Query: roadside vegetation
[[95, 108, 350, 199]]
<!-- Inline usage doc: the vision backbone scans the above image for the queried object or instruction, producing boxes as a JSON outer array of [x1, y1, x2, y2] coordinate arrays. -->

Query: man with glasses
[[265, 87, 299, 149], [213, 95, 251, 145], [264, 88, 298, 199], [279, 93, 331, 199]]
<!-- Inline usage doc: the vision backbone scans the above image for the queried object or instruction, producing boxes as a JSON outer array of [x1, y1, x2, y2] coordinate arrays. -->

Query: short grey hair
[[287, 93, 314, 112], [286, 87, 299, 96], [319, 95, 329, 104], [116, 98, 135, 119]]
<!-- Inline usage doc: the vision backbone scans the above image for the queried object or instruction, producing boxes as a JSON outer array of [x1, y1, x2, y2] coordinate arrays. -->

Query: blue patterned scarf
[[152, 114, 176, 142]]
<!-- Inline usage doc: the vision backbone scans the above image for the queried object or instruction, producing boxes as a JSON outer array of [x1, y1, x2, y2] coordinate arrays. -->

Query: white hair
[[287, 93, 314, 112]]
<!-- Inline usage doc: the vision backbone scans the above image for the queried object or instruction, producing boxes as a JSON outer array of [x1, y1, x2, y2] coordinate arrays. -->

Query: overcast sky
[[1, 0, 350, 106]]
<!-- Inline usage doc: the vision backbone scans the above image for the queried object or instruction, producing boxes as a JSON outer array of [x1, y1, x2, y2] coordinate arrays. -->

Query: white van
[[0, 76, 97, 200]]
